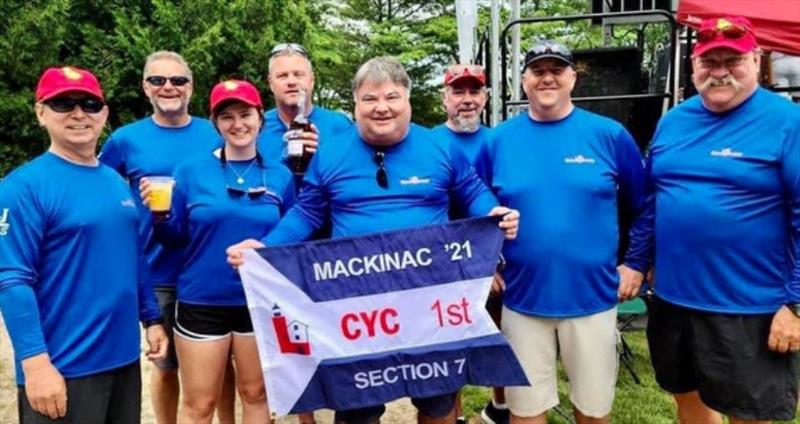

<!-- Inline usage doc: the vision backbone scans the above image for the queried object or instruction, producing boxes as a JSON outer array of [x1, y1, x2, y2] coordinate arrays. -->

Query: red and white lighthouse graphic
[[272, 304, 311, 355]]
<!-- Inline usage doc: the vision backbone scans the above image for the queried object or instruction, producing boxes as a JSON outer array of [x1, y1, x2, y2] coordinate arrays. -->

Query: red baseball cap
[[444, 64, 486, 86], [209, 79, 263, 114], [36, 66, 104, 102], [693, 16, 758, 57]]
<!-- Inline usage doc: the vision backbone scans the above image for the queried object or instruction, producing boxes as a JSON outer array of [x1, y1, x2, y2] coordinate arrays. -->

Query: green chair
[[617, 297, 648, 384]]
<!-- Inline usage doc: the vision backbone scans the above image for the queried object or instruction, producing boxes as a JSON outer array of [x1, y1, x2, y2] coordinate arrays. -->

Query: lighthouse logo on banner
[[240, 216, 529, 415], [271, 304, 311, 355]]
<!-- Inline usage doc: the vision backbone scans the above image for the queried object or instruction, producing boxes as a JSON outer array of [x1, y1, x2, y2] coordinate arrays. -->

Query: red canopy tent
[[677, 0, 800, 55]]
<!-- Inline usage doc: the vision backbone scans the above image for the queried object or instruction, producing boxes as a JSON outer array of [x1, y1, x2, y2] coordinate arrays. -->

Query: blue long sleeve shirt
[[99, 117, 222, 289], [154, 152, 295, 306], [487, 108, 649, 318], [0, 152, 160, 384], [264, 124, 498, 244], [429, 124, 493, 183], [429, 124, 494, 220], [648, 88, 800, 313]]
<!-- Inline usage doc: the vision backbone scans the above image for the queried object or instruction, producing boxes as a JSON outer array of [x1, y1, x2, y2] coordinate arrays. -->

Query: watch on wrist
[[787, 303, 800, 318], [143, 318, 165, 328]]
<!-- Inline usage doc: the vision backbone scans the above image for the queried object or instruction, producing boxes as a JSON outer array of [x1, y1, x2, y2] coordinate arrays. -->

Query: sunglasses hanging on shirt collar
[[373, 150, 388, 189], [220, 148, 268, 198]]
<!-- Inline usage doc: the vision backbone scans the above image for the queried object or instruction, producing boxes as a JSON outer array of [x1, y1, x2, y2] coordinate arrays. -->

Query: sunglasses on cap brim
[[448, 65, 484, 78], [697, 24, 750, 44]]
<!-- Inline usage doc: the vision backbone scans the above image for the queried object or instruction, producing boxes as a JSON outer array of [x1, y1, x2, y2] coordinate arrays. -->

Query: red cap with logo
[[444, 64, 486, 86], [210, 80, 263, 114], [36, 66, 104, 102], [693, 16, 758, 57]]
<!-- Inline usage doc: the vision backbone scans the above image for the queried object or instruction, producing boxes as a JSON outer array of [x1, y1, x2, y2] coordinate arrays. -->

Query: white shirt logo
[[400, 176, 431, 185], [121, 199, 136, 208], [0, 208, 10, 236], [710, 147, 743, 158], [564, 154, 596, 164]]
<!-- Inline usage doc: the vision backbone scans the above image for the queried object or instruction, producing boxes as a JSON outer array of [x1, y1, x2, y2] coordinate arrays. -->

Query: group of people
[[0, 13, 797, 424]]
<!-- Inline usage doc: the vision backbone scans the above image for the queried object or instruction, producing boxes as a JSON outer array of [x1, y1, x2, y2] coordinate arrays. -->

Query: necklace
[[228, 159, 258, 184]]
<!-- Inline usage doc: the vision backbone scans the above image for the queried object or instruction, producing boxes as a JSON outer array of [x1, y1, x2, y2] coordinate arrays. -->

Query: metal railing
[[498, 10, 679, 121]]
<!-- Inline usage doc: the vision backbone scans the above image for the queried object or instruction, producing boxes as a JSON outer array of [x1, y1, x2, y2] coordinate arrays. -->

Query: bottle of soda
[[287, 89, 313, 175]]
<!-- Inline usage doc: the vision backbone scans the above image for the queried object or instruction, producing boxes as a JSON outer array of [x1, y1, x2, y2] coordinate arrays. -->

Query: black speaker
[[591, 0, 673, 25], [571, 46, 660, 151]]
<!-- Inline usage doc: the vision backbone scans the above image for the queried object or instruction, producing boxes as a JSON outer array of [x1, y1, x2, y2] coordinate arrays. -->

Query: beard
[[150, 96, 189, 117], [697, 74, 744, 92], [451, 113, 481, 133]]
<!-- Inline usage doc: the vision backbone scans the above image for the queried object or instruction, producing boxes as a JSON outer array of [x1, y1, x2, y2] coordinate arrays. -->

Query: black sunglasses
[[270, 43, 309, 58], [225, 163, 270, 199], [373, 150, 388, 189], [145, 76, 191, 87], [45, 97, 105, 114], [226, 184, 269, 199]]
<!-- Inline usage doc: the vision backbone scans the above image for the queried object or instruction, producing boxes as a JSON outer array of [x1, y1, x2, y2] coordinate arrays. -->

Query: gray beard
[[451, 115, 480, 133]]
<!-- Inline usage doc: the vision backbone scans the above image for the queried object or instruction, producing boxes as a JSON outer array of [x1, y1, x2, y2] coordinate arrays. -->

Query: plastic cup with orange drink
[[146, 176, 174, 214]]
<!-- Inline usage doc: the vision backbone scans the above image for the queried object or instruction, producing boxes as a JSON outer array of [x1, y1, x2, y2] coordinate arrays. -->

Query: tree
[[0, 0, 309, 176], [307, 0, 458, 126]]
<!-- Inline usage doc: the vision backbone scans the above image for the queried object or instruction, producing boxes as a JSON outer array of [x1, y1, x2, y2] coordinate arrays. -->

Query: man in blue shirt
[[0, 66, 166, 423], [431, 64, 508, 424], [430, 64, 492, 185], [260, 43, 353, 179], [99, 51, 225, 424], [645, 16, 800, 423], [486, 40, 649, 424], [228, 56, 519, 424]]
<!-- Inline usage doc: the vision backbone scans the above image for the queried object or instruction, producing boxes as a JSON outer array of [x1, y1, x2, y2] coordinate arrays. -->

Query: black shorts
[[333, 392, 457, 423], [174, 301, 254, 341], [647, 296, 799, 421], [18, 361, 141, 424], [154, 287, 179, 370]]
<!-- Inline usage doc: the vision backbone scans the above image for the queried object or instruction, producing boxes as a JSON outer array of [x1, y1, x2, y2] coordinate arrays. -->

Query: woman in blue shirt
[[141, 79, 295, 423]]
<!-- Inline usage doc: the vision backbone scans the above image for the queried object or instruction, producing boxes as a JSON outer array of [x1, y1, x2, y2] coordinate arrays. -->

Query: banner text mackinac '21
[[239, 217, 529, 415]]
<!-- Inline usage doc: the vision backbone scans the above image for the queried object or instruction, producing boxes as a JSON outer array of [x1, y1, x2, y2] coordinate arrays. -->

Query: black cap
[[523, 40, 574, 69]]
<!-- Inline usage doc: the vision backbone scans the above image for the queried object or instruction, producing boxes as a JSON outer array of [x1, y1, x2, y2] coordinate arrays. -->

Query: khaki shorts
[[502, 306, 618, 418]]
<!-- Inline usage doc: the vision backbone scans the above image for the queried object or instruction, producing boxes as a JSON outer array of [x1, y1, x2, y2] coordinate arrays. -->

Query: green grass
[[461, 331, 800, 424]]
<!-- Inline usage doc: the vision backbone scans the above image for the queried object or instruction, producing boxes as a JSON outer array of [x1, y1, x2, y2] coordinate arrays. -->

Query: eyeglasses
[[226, 169, 272, 199], [145, 76, 191, 87], [270, 43, 309, 58], [447, 64, 484, 78], [697, 24, 749, 44], [44, 97, 105, 114], [529, 42, 572, 57], [373, 150, 388, 189], [226, 184, 269, 199]]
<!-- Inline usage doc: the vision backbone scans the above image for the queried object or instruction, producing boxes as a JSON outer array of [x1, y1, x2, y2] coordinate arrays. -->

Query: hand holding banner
[[240, 217, 528, 415]]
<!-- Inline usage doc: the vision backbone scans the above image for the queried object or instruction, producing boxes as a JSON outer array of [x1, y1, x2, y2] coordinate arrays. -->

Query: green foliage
[[307, 0, 455, 126], [0, 0, 71, 176], [0, 0, 675, 176], [0, 0, 310, 177]]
